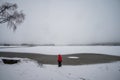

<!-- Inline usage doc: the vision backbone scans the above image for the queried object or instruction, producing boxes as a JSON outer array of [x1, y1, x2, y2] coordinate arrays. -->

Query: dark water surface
[[0, 52, 120, 65]]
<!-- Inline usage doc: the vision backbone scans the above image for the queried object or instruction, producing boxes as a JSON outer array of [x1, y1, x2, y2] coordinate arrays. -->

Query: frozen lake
[[0, 46, 120, 56]]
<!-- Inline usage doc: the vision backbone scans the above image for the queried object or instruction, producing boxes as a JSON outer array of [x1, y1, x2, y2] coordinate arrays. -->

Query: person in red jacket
[[58, 54, 62, 67]]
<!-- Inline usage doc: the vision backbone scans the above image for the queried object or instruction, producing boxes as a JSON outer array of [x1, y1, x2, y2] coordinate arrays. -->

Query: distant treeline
[[0, 43, 55, 46], [68, 43, 120, 46], [0, 43, 120, 46]]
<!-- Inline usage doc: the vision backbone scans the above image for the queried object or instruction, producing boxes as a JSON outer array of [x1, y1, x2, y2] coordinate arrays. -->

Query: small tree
[[0, 2, 25, 31]]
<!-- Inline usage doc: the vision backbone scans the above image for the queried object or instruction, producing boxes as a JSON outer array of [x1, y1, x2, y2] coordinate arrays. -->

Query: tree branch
[[0, 3, 17, 14], [0, 2, 24, 31], [0, 18, 8, 23], [0, 6, 11, 14]]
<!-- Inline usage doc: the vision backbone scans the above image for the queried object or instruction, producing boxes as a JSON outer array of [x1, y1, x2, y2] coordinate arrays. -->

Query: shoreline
[[0, 52, 120, 65]]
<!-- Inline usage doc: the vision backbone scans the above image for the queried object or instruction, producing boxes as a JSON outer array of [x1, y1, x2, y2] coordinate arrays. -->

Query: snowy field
[[0, 46, 120, 80], [0, 57, 120, 80], [0, 46, 120, 56]]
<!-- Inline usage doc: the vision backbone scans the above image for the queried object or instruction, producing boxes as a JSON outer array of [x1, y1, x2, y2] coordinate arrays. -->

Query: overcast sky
[[0, 0, 120, 44]]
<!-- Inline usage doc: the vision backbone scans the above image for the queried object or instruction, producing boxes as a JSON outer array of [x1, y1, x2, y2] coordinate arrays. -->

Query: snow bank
[[0, 57, 120, 80], [68, 56, 79, 59], [0, 46, 120, 56]]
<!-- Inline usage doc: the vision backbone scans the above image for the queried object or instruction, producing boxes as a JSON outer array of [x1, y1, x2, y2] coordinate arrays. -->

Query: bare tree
[[0, 2, 25, 31]]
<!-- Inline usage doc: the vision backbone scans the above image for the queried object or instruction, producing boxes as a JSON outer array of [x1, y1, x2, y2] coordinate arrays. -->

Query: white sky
[[0, 0, 120, 44]]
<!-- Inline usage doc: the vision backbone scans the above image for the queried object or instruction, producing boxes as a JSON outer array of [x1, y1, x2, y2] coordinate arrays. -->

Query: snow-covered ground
[[0, 46, 120, 80], [0, 46, 120, 56], [0, 57, 120, 80]]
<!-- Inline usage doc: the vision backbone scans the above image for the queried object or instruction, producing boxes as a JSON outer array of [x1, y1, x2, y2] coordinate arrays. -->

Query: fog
[[0, 0, 120, 44]]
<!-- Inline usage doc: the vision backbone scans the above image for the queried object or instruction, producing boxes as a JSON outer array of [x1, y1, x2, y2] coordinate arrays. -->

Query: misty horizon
[[0, 0, 120, 44]]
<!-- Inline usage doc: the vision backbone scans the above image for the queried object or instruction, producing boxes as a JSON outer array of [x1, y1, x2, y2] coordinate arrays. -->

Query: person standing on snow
[[58, 54, 62, 67]]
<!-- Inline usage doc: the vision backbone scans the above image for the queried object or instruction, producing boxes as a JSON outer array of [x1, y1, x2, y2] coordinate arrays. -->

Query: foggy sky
[[0, 0, 120, 44]]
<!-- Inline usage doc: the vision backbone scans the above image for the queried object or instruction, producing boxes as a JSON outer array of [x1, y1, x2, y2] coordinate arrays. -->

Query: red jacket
[[58, 54, 62, 62]]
